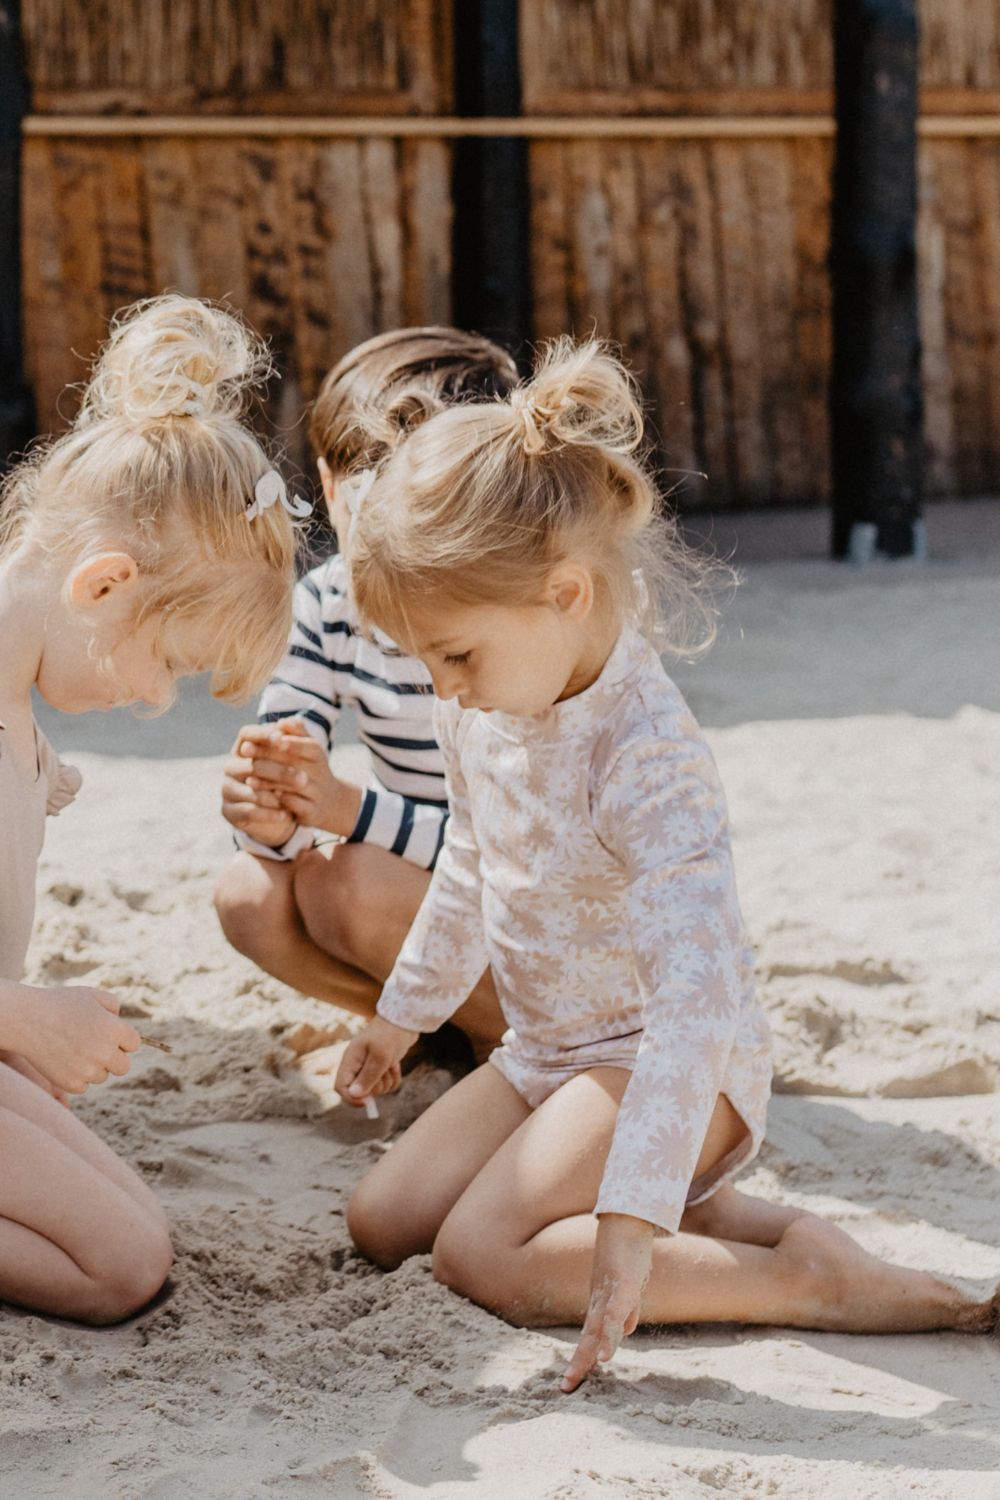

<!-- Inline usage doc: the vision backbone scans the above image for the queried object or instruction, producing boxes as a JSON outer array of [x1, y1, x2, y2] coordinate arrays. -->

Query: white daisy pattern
[[377, 627, 771, 1233]]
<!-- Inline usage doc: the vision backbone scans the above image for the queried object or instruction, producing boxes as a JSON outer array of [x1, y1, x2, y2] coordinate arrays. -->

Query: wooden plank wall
[[19, 1, 453, 472], [524, 0, 1000, 507], [18, 1, 1000, 505]]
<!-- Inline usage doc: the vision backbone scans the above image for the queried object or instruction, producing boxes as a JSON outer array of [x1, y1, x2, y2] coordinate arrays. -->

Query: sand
[[5, 501, 1000, 1499]]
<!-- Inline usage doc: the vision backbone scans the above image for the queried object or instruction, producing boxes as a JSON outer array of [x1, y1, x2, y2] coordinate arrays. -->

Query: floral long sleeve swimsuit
[[376, 626, 772, 1233]]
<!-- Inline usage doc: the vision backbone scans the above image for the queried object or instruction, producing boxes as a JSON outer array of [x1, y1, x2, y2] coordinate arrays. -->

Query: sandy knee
[[346, 1174, 412, 1271], [431, 1214, 515, 1315], [774, 1214, 852, 1311], [81, 1223, 173, 1326]]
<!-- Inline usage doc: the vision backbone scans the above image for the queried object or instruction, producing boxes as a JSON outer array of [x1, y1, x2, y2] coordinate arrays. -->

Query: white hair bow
[[340, 467, 377, 518], [247, 470, 313, 521]]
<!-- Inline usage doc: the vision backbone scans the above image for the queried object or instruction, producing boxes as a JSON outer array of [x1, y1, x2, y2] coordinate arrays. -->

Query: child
[[0, 294, 299, 1322], [324, 339, 999, 1390], [213, 328, 517, 1058]]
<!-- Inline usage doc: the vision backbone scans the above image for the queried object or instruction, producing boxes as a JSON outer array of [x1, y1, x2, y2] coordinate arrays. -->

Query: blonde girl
[[0, 295, 298, 1322], [214, 327, 517, 1061], [331, 340, 999, 1390]]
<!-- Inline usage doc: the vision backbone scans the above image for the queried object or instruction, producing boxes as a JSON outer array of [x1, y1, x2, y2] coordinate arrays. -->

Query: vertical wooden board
[[744, 141, 804, 503], [673, 140, 734, 502], [47, 142, 110, 423], [603, 142, 648, 374], [932, 140, 986, 493], [238, 141, 298, 448], [790, 136, 832, 502], [401, 141, 452, 325], [283, 146, 336, 408], [21, 141, 71, 434], [565, 140, 613, 335], [634, 143, 698, 498], [97, 140, 152, 315], [361, 139, 405, 331], [313, 142, 375, 367], [917, 145, 955, 495], [144, 139, 199, 297], [528, 143, 572, 341], [710, 141, 769, 503], [190, 141, 250, 310], [970, 141, 1000, 490]]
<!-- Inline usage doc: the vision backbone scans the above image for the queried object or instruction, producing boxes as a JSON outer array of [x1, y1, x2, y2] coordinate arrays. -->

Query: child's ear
[[317, 457, 337, 521], [545, 563, 594, 621], [67, 552, 139, 609]]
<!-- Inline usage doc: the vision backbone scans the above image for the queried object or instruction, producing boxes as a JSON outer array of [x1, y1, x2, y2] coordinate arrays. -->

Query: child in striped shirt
[[214, 329, 516, 1058]]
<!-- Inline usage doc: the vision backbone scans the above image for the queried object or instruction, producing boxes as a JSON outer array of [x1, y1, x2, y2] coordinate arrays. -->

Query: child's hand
[[335, 1016, 418, 1107], [245, 719, 363, 840], [221, 724, 298, 847], [8, 985, 142, 1096], [561, 1214, 655, 1393]]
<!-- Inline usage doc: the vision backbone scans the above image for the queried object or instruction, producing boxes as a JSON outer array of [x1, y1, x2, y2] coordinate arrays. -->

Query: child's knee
[[774, 1215, 850, 1313], [431, 1215, 512, 1315], [213, 855, 279, 957], [293, 845, 367, 965], [346, 1175, 411, 1270], [82, 1224, 173, 1326]]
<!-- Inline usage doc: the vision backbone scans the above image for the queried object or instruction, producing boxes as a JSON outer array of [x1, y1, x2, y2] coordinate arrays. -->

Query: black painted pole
[[830, 0, 924, 560], [0, 0, 34, 466], [452, 0, 531, 359]]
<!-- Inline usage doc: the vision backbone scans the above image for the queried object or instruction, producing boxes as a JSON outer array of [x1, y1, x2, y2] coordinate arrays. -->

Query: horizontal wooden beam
[[22, 113, 1000, 141]]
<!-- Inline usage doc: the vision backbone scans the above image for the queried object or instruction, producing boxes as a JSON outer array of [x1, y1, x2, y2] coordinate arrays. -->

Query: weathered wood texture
[[526, 0, 1000, 506], [21, 0, 451, 115], [521, 0, 1000, 111], [22, 136, 453, 462], [530, 137, 833, 506], [531, 132, 1000, 507]]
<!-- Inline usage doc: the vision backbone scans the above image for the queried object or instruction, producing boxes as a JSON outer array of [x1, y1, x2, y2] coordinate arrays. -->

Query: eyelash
[[443, 652, 470, 667]]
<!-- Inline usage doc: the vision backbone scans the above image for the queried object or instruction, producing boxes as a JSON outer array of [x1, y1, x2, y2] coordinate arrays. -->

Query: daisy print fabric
[[376, 626, 771, 1233]]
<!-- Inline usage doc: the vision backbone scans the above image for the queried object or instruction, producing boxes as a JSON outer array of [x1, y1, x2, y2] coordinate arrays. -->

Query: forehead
[[402, 600, 526, 657]]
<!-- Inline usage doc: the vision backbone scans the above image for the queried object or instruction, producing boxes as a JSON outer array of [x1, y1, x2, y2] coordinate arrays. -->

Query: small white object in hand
[[363, 1097, 380, 1120]]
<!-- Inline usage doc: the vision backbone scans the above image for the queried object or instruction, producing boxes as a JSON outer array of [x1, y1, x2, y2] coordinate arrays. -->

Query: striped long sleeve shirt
[[235, 554, 448, 870]]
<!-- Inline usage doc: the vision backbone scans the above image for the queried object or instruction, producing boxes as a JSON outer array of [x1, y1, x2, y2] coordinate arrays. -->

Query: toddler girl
[[333, 339, 999, 1389], [0, 294, 298, 1322], [214, 327, 516, 1058]]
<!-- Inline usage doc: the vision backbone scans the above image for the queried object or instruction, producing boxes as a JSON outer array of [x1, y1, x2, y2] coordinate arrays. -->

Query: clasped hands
[[221, 717, 362, 847], [334, 1015, 654, 1394]]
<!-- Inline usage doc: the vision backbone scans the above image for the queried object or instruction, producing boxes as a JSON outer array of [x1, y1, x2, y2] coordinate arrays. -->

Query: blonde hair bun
[[513, 338, 645, 458], [81, 294, 271, 427]]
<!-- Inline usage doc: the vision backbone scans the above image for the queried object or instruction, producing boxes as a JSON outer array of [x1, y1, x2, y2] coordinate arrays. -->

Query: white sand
[[6, 502, 1000, 1499]]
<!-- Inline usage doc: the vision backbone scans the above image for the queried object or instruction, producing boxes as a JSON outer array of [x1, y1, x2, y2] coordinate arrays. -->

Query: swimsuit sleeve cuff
[[594, 1191, 683, 1236], [234, 825, 317, 862]]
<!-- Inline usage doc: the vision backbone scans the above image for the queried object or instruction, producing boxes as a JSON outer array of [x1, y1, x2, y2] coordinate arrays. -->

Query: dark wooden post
[[830, 0, 924, 560], [452, 0, 531, 358], [0, 0, 34, 466]]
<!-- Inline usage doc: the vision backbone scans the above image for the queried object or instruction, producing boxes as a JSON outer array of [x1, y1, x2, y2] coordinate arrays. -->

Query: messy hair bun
[[350, 337, 734, 659], [1, 294, 298, 702], [80, 294, 271, 427], [509, 338, 644, 459]]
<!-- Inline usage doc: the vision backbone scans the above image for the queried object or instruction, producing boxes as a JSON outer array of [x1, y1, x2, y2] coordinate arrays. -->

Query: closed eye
[[443, 652, 470, 666]]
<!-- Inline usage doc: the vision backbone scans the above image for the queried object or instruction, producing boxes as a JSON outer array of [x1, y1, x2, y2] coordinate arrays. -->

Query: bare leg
[[429, 1068, 991, 1336], [214, 845, 505, 1053], [213, 850, 380, 1014], [0, 1065, 172, 1323], [347, 1063, 530, 1267]]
